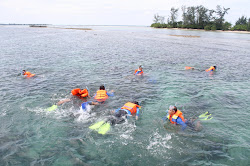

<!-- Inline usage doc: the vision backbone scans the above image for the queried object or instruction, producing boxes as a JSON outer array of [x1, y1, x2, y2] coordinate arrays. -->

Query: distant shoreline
[[153, 27, 250, 34]]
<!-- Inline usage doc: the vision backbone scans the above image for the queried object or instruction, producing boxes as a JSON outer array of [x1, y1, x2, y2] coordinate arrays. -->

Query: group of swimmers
[[22, 64, 215, 132]]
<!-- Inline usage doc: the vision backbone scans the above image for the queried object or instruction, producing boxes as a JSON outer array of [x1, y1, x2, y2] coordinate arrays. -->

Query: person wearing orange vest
[[134, 65, 144, 75], [113, 101, 141, 121], [71, 88, 89, 98], [22, 70, 35, 78], [164, 105, 187, 130], [94, 85, 114, 103], [205, 66, 216, 72]]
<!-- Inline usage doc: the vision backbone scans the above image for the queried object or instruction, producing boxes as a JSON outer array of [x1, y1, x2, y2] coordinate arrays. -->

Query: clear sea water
[[0, 25, 250, 166]]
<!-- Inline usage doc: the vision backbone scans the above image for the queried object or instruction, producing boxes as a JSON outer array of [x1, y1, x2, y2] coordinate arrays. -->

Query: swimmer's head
[[22, 70, 26, 75], [168, 105, 177, 115], [133, 101, 139, 105], [139, 65, 143, 70], [100, 85, 105, 90], [213, 66, 217, 69]]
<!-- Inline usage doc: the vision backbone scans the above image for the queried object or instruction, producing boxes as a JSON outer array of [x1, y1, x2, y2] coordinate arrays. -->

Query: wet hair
[[139, 65, 142, 68], [169, 105, 177, 112], [133, 101, 139, 105], [23, 70, 26, 72], [100, 85, 105, 90], [172, 106, 177, 112], [213, 66, 217, 69]]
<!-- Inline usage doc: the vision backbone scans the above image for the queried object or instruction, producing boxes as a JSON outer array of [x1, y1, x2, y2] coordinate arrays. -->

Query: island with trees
[[151, 5, 250, 32]]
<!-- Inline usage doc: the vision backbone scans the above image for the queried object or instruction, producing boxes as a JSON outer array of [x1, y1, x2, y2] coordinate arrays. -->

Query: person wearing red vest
[[94, 85, 114, 103]]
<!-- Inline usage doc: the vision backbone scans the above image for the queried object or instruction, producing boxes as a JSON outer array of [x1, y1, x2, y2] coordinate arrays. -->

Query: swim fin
[[98, 123, 111, 135], [199, 112, 211, 118], [200, 115, 213, 121], [89, 121, 105, 130], [199, 112, 213, 120], [46, 105, 58, 111]]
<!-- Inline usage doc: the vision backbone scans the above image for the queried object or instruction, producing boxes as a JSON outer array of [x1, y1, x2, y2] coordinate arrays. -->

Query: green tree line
[[151, 5, 250, 31]]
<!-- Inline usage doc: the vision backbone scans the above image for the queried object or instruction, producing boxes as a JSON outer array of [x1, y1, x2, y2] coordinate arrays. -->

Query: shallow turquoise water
[[0, 26, 250, 165]]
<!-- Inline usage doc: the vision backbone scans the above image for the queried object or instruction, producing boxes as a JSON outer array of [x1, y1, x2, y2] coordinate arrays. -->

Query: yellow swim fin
[[46, 105, 58, 111], [98, 123, 111, 135], [89, 121, 105, 130]]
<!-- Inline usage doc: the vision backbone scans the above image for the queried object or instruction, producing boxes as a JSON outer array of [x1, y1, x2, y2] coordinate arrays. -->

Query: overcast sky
[[0, 0, 249, 25]]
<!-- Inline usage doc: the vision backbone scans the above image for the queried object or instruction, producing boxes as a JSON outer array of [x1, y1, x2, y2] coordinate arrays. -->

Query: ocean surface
[[0, 25, 250, 166]]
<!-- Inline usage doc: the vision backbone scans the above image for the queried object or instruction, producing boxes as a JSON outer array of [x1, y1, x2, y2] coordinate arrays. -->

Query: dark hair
[[23, 70, 26, 72], [213, 66, 217, 69], [100, 85, 105, 90], [172, 106, 177, 112], [133, 101, 139, 105]]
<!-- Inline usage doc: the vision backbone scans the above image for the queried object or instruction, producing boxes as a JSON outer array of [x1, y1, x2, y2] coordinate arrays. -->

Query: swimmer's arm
[[177, 118, 187, 130], [179, 114, 186, 122], [135, 108, 140, 120], [106, 91, 114, 96], [115, 108, 121, 113]]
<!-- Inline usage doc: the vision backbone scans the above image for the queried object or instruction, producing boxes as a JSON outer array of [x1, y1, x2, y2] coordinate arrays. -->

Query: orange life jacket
[[71, 88, 89, 98], [94, 90, 108, 102], [205, 66, 215, 72], [71, 88, 81, 96], [185, 66, 194, 70], [79, 89, 89, 98], [134, 69, 143, 75], [24, 71, 35, 77], [167, 110, 185, 124], [121, 102, 141, 114]]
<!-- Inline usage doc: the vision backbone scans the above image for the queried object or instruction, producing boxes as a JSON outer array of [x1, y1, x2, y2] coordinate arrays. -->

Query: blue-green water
[[0, 25, 250, 165]]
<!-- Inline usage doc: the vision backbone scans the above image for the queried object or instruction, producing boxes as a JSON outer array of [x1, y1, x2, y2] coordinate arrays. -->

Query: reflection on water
[[0, 26, 250, 165]]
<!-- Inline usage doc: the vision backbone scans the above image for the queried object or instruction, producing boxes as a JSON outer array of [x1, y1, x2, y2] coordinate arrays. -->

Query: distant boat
[[29, 25, 47, 28]]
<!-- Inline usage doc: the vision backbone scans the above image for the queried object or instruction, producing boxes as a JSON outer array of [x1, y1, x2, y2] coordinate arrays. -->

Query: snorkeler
[[89, 101, 141, 135], [205, 66, 216, 72], [46, 88, 90, 111], [185, 66, 195, 70], [134, 65, 144, 75], [71, 88, 89, 98], [111, 101, 141, 122], [163, 106, 204, 131], [164, 105, 187, 130], [22, 70, 35, 78], [94, 85, 114, 103]]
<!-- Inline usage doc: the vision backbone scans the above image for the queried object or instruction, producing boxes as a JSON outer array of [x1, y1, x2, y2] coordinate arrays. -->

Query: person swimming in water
[[134, 65, 144, 75], [163, 105, 202, 131], [205, 66, 216, 72], [22, 70, 35, 78], [109, 101, 141, 124], [94, 85, 114, 103]]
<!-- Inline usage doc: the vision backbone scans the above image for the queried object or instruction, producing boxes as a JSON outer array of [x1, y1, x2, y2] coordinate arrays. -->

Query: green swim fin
[[89, 121, 105, 130], [46, 105, 58, 111], [199, 112, 211, 118], [200, 115, 213, 121], [98, 123, 111, 135]]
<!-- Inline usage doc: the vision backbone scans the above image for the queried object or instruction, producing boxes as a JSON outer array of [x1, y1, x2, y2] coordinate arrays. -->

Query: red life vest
[[94, 90, 108, 102], [167, 110, 185, 124], [121, 102, 141, 114]]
